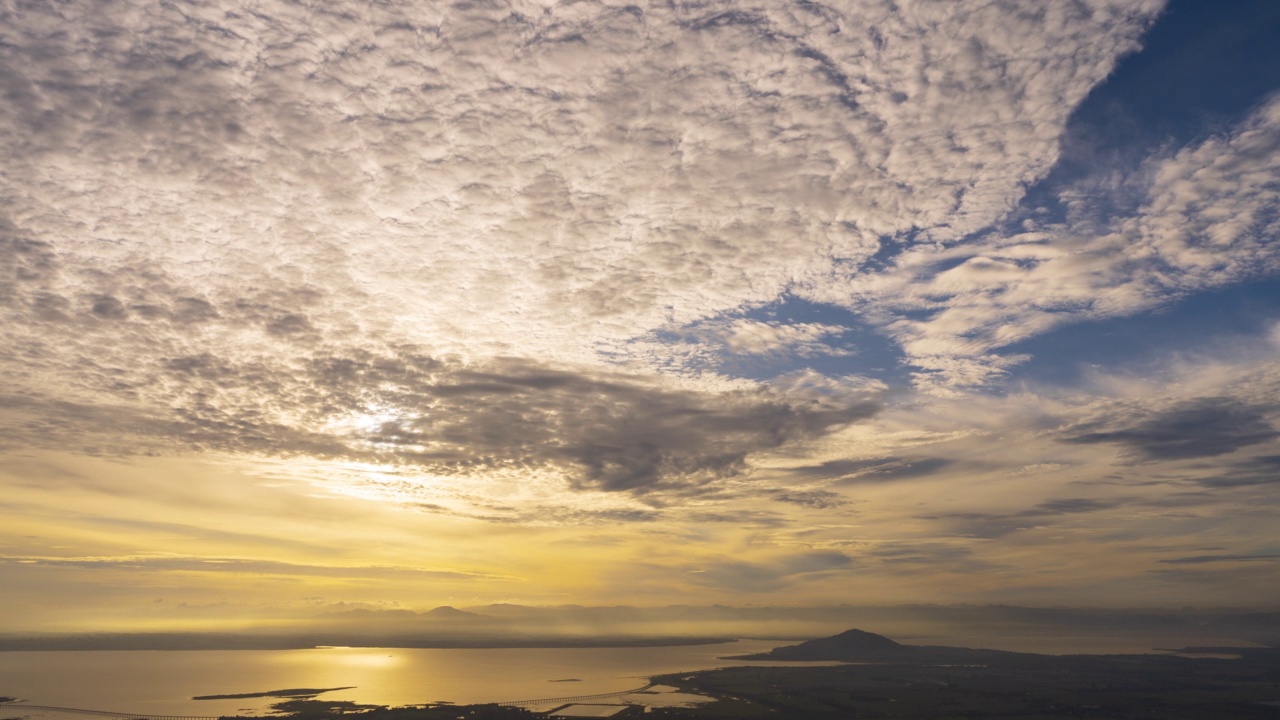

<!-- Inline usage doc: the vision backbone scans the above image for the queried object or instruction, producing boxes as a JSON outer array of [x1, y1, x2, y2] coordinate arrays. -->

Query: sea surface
[[0, 640, 806, 717]]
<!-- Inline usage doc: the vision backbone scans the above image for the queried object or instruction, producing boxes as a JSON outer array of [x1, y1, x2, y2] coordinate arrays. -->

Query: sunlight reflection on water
[[0, 640, 790, 713]]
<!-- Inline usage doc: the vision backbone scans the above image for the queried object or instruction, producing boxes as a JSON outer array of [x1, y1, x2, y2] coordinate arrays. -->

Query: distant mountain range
[[4, 604, 1278, 652]]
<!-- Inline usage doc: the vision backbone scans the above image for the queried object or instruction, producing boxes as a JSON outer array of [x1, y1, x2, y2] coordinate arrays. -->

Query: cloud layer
[[0, 0, 1176, 500], [3, 0, 1280, 619], [1, 0, 1163, 370]]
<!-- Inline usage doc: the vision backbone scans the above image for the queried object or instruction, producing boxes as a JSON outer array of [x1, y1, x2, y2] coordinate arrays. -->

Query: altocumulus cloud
[[0, 0, 1164, 386]]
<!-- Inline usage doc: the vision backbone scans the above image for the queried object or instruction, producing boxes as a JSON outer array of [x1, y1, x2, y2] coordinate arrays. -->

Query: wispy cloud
[[1159, 553, 1280, 564], [0, 554, 500, 580], [1063, 396, 1279, 460], [684, 550, 857, 593]]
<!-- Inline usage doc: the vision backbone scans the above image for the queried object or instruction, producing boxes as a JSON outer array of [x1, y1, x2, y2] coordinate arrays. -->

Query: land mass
[[194, 687, 355, 700], [727, 628, 911, 661], [651, 628, 1280, 719]]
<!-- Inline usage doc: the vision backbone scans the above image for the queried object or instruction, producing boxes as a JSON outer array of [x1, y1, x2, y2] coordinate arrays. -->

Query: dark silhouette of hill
[[730, 628, 912, 661], [424, 605, 482, 618]]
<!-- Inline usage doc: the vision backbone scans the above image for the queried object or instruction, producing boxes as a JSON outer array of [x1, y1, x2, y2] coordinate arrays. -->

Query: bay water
[[0, 640, 795, 716]]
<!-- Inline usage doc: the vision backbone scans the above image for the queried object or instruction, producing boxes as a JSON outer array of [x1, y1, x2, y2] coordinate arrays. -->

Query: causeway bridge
[[498, 682, 653, 706]]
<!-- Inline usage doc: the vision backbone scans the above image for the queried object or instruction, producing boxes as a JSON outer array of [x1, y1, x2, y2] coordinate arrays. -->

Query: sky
[[2, 0, 1279, 634]]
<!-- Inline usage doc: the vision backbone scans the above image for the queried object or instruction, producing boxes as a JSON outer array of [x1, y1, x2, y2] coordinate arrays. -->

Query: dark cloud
[[1190, 454, 1280, 487], [0, 350, 881, 500], [919, 497, 1124, 539], [89, 295, 128, 320], [786, 456, 956, 483], [360, 360, 881, 495], [0, 232, 60, 305], [863, 542, 1004, 576], [1064, 397, 1279, 460], [771, 489, 851, 509], [1033, 498, 1115, 514], [916, 512, 1033, 540], [1159, 553, 1280, 565], [684, 509, 789, 527]]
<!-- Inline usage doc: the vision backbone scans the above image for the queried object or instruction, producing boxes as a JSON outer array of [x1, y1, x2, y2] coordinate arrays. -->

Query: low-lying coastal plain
[[644, 630, 1280, 719], [192, 688, 356, 701]]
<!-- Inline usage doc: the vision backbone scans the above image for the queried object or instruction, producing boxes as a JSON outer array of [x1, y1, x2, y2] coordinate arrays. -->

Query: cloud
[[784, 456, 955, 483], [688, 550, 856, 592], [918, 497, 1125, 539], [0, 350, 882, 502], [813, 92, 1280, 392], [864, 542, 1005, 577], [1033, 498, 1115, 514], [771, 489, 851, 510], [407, 501, 663, 527], [717, 320, 848, 356], [840, 457, 957, 483], [651, 318, 854, 368], [0, 0, 1163, 394], [0, 555, 497, 580], [0, 0, 1173, 529], [11, 0, 1280, 619], [1159, 553, 1280, 564], [1189, 454, 1280, 488], [1064, 396, 1279, 460]]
